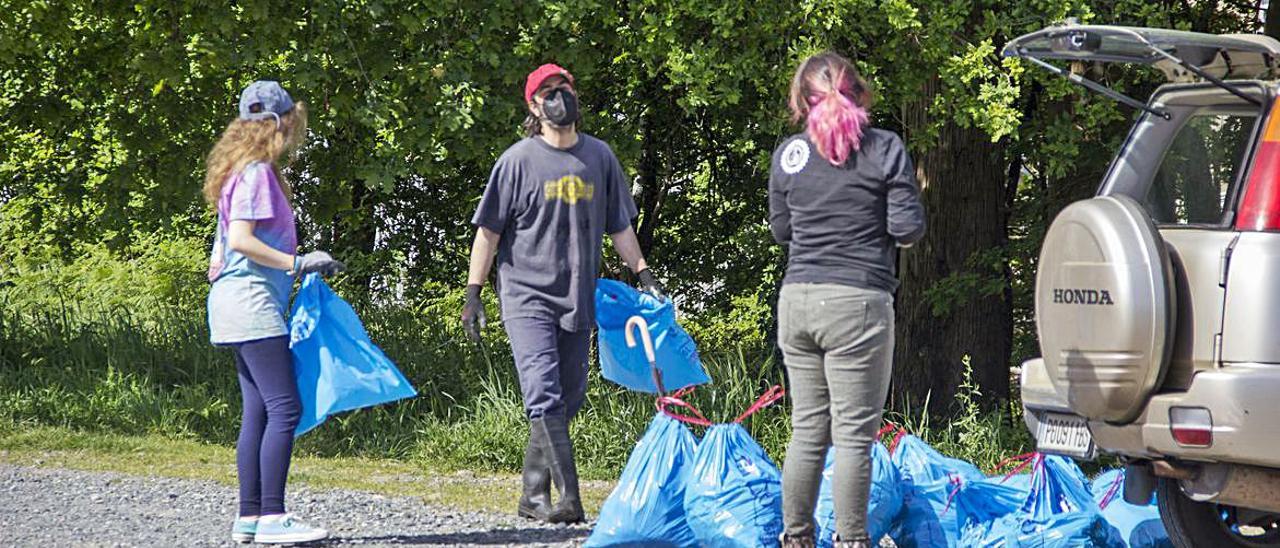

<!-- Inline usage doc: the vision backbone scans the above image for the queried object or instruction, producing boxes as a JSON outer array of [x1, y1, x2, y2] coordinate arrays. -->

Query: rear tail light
[[1238, 102, 1280, 231], [1169, 406, 1213, 447]]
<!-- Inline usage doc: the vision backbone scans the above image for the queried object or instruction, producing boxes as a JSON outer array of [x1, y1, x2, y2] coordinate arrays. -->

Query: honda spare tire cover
[[1035, 195, 1175, 424]]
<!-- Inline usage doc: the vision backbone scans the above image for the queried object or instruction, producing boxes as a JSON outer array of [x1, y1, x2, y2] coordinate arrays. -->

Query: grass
[[0, 295, 1035, 476], [884, 357, 1037, 473], [0, 297, 793, 481], [0, 421, 614, 514]]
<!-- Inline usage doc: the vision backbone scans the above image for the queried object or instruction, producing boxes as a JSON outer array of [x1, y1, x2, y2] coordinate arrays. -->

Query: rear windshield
[[1143, 111, 1257, 225]]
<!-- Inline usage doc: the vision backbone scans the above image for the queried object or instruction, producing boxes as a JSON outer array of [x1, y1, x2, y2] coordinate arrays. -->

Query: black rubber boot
[[516, 422, 553, 521], [535, 414, 585, 524]]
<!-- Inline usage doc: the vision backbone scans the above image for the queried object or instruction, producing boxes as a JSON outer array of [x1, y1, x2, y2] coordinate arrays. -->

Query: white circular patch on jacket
[[780, 139, 810, 174]]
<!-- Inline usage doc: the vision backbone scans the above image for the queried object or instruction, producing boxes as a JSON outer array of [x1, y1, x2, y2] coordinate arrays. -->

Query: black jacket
[[768, 129, 926, 292]]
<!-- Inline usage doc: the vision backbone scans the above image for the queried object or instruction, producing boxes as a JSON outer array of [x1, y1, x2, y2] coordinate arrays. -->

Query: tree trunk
[[341, 178, 380, 294], [1267, 0, 1280, 40], [892, 77, 1012, 414], [635, 79, 664, 259]]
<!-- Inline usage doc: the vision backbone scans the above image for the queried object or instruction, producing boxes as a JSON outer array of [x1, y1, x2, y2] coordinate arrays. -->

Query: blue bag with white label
[[966, 455, 1125, 547], [683, 387, 786, 547], [289, 274, 418, 436], [585, 413, 700, 548], [955, 473, 1033, 547], [1092, 469, 1172, 548], [595, 279, 709, 394], [815, 442, 903, 546]]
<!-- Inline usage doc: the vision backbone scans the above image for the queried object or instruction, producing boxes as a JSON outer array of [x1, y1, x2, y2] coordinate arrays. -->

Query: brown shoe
[[833, 534, 873, 548], [780, 534, 816, 548]]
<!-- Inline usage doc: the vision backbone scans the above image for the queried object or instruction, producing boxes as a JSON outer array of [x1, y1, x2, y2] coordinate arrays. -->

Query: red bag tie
[[656, 387, 713, 427], [889, 427, 908, 455], [734, 385, 786, 424], [1098, 469, 1125, 510], [1027, 454, 1046, 487], [991, 452, 1038, 484], [941, 474, 965, 516]]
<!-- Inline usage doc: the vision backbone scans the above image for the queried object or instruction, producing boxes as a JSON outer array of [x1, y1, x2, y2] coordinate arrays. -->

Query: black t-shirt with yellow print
[[472, 134, 638, 332]]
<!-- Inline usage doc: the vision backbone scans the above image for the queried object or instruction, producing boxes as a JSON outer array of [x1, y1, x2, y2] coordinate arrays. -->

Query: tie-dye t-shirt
[[206, 161, 298, 344]]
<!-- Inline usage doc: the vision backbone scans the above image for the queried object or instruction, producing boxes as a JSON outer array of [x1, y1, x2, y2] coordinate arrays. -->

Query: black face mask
[[540, 89, 579, 127]]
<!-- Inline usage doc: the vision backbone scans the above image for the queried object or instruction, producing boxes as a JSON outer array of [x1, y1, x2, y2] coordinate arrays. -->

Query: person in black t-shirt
[[461, 63, 663, 524]]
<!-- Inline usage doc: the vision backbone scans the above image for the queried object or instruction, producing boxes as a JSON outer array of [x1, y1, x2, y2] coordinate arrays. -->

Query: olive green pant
[[778, 283, 894, 541]]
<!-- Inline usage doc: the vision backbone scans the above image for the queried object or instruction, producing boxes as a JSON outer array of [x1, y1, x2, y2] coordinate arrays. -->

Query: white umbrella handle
[[625, 315, 665, 394], [625, 316, 657, 364]]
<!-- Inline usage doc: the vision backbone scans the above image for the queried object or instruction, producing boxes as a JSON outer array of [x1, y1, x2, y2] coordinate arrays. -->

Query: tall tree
[[1267, 0, 1280, 39], [895, 76, 1013, 411], [864, 0, 1039, 412]]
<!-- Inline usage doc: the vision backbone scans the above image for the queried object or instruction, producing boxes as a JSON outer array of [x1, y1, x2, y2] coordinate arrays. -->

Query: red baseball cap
[[524, 63, 574, 103]]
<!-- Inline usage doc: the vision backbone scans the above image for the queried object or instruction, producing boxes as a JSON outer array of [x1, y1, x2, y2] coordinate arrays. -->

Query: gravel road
[[0, 464, 590, 547]]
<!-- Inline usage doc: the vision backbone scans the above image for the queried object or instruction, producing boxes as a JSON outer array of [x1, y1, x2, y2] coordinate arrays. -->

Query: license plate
[[1036, 412, 1096, 459]]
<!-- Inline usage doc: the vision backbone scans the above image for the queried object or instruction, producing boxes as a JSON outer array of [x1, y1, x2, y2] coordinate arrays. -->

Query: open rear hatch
[[1004, 24, 1280, 118]]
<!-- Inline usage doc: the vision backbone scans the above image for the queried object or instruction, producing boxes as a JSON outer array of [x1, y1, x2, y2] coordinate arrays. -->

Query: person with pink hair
[[769, 51, 926, 548]]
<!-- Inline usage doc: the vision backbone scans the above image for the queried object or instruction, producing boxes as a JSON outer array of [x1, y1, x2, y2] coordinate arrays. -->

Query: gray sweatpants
[[778, 283, 894, 541]]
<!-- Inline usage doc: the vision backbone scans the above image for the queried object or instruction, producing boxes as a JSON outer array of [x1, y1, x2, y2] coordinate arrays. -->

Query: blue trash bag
[[1091, 469, 1172, 548], [289, 274, 418, 436], [955, 473, 1034, 547], [595, 279, 710, 393], [585, 413, 700, 548], [967, 455, 1125, 547], [1000, 472, 1033, 491], [889, 434, 985, 548], [815, 442, 903, 546], [684, 423, 784, 547]]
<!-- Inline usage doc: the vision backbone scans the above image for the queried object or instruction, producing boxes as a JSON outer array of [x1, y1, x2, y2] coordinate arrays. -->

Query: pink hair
[[806, 83, 869, 165], [788, 52, 873, 165]]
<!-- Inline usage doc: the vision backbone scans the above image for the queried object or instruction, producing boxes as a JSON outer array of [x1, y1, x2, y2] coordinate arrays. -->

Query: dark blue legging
[[232, 336, 300, 517]]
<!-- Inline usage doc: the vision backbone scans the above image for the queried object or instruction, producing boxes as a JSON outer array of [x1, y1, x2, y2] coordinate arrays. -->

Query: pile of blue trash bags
[[585, 404, 791, 548], [589, 280, 1168, 546], [586, 423, 1171, 547]]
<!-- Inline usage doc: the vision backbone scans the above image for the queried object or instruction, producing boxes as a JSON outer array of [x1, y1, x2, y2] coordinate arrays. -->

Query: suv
[[1007, 25, 1280, 547]]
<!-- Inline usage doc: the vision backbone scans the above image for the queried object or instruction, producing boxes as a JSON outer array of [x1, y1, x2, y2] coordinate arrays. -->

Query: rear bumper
[[1021, 359, 1280, 469], [1019, 358, 1074, 435]]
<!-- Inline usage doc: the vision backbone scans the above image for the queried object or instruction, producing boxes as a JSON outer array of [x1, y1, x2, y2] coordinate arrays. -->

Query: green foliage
[[0, 238, 786, 478], [923, 247, 1009, 318], [681, 291, 772, 352], [3, 0, 1271, 322], [0, 233, 209, 313], [0, 0, 1124, 309], [3, 0, 1272, 482]]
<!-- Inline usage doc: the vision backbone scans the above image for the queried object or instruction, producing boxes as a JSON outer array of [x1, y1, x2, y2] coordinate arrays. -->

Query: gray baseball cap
[[238, 80, 295, 122]]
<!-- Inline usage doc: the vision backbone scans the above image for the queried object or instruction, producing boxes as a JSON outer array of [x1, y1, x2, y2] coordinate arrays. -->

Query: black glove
[[637, 268, 666, 301], [294, 251, 346, 277], [461, 284, 486, 342]]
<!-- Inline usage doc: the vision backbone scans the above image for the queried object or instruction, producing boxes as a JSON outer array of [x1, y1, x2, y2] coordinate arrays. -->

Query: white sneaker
[[230, 517, 258, 543], [252, 513, 329, 544]]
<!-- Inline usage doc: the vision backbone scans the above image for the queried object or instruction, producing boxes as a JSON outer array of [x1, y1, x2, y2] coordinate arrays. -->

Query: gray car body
[[1022, 81, 1280, 470]]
